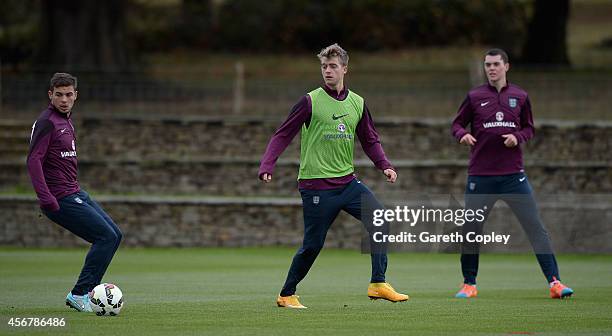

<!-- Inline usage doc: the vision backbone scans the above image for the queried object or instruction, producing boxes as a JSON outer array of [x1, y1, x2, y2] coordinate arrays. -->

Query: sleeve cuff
[[258, 167, 273, 180], [377, 161, 394, 171], [512, 132, 525, 144], [41, 201, 59, 212], [454, 129, 468, 142]]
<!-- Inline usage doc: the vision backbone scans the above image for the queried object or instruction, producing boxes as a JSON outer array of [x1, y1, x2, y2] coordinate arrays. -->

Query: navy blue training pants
[[280, 179, 387, 296], [461, 173, 559, 284], [43, 190, 122, 295]]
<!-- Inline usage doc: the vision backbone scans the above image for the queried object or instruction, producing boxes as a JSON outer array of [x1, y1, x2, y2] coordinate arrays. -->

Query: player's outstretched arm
[[356, 104, 396, 182], [258, 95, 311, 183]]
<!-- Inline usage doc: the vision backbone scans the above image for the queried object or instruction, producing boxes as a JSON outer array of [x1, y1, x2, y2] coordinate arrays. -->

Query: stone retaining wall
[[2, 160, 610, 196], [2, 117, 611, 162], [2, 116, 609, 249], [1, 195, 610, 253]]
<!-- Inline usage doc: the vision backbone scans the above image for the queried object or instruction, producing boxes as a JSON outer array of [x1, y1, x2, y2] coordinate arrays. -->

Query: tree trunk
[[36, 0, 132, 72], [521, 0, 570, 65]]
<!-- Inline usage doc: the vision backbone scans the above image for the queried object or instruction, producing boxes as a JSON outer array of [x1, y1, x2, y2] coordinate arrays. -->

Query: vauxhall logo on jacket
[[61, 139, 77, 158], [482, 111, 517, 129]]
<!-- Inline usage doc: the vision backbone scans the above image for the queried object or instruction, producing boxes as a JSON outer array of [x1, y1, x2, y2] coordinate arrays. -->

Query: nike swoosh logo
[[332, 113, 349, 120], [60, 128, 66, 133], [480, 101, 489, 107], [519, 177, 526, 182]]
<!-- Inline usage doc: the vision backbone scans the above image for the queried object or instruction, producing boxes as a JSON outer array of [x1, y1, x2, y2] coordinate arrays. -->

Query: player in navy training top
[[451, 49, 573, 299], [27, 73, 123, 311]]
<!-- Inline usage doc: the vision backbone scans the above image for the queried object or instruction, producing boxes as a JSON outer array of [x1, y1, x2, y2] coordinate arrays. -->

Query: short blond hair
[[317, 43, 349, 65]]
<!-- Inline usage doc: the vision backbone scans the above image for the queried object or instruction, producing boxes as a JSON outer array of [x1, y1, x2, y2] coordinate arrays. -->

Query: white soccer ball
[[89, 283, 124, 316]]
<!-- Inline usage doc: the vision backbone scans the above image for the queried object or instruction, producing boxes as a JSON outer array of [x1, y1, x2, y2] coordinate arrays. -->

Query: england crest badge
[[509, 98, 517, 108]]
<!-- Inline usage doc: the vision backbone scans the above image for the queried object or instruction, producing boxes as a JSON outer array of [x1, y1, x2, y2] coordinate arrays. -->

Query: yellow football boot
[[367, 283, 409, 302], [276, 295, 307, 309]]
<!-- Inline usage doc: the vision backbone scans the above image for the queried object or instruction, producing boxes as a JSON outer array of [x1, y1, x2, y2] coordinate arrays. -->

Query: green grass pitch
[[1, 247, 611, 335]]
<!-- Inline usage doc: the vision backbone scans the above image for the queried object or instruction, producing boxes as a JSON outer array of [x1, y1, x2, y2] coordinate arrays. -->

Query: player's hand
[[383, 169, 397, 183], [459, 133, 477, 146], [501, 134, 518, 147], [260, 173, 272, 183]]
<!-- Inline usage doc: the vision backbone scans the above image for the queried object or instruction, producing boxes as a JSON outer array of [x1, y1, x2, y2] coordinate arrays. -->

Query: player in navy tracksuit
[[27, 73, 122, 312], [451, 49, 573, 299]]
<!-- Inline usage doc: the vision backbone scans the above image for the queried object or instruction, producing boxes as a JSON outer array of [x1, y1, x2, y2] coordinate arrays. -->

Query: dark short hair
[[49, 72, 77, 90], [485, 48, 509, 63]]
